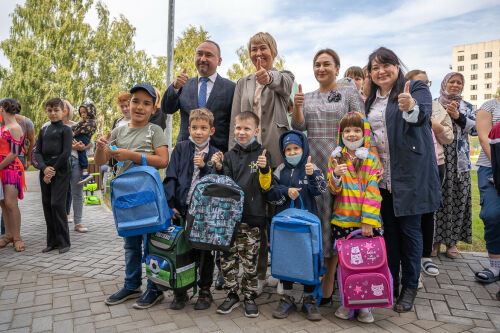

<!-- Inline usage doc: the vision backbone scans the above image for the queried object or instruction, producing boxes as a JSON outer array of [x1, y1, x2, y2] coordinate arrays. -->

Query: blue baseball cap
[[283, 132, 302, 149], [130, 83, 157, 104]]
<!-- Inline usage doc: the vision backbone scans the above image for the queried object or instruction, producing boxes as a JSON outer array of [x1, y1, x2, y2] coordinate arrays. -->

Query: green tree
[[495, 86, 500, 98], [227, 46, 286, 82]]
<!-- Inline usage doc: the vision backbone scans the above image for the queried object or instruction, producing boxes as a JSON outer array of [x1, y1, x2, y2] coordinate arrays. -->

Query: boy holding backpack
[[95, 83, 169, 309], [259, 130, 327, 321], [163, 107, 221, 310], [212, 111, 271, 318]]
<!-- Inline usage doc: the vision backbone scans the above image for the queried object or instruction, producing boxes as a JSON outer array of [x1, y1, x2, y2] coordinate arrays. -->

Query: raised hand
[[173, 67, 188, 89], [305, 156, 314, 175], [288, 187, 302, 200], [446, 101, 459, 119], [294, 84, 304, 109], [255, 58, 271, 85], [257, 149, 267, 169], [193, 152, 205, 168], [333, 159, 348, 177], [398, 81, 416, 112]]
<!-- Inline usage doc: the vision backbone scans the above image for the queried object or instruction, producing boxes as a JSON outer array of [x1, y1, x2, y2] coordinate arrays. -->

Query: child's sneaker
[[133, 289, 164, 309], [302, 295, 321, 321], [243, 298, 259, 318], [170, 292, 189, 310], [357, 308, 374, 323], [104, 287, 142, 305], [273, 295, 296, 319], [216, 293, 240, 314], [334, 305, 351, 320], [78, 173, 93, 185]]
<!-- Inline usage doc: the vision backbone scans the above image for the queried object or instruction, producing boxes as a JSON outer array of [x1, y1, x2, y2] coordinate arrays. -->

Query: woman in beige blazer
[[229, 32, 294, 168]]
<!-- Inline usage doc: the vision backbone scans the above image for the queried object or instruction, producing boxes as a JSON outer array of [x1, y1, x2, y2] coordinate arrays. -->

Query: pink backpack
[[336, 230, 393, 309]]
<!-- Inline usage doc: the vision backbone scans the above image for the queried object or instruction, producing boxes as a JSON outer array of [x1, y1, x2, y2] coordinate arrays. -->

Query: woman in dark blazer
[[365, 47, 441, 312]]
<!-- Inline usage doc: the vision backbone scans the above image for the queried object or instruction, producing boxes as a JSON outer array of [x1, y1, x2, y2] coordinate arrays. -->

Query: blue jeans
[[478, 166, 500, 255], [124, 235, 157, 291], [381, 189, 422, 290], [74, 135, 90, 170]]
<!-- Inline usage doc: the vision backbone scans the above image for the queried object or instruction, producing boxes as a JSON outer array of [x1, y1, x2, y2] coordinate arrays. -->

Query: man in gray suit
[[161, 40, 236, 152]]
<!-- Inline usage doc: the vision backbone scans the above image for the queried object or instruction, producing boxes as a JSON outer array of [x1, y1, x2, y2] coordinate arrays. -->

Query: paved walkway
[[0, 172, 499, 333]]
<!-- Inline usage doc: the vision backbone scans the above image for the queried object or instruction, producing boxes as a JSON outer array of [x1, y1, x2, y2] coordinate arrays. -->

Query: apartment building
[[452, 39, 500, 109]]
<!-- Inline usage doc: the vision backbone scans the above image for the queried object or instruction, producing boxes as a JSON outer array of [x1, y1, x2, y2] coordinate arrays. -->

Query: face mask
[[189, 135, 210, 148], [234, 136, 255, 147], [286, 153, 302, 167], [343, 136, 364, 151]]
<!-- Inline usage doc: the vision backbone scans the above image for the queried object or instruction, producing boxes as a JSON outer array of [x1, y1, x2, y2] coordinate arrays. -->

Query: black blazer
[[161, 74, 236, 152]]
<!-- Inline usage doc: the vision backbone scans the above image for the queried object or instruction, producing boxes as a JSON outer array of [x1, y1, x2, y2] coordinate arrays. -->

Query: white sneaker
[[257, 279, 267, 296], [357, 308, 374, 323], [276, 282, 284, 295], [334, 305, 350, 320]]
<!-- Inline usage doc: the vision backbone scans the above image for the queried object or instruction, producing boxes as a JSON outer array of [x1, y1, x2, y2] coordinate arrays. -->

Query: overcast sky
[[1, 0, 499, 97]]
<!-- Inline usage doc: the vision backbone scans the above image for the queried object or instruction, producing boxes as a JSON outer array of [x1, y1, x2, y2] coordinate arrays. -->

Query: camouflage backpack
[[185, 174, 244, 251]]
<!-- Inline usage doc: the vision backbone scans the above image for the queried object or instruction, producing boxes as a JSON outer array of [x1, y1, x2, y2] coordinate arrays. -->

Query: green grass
[[457, 169, 486, 252]]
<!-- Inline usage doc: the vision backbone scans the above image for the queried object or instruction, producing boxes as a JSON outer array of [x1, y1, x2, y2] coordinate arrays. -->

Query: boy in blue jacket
[[163, 107, 221, 311], [259, 130, 327, 321]]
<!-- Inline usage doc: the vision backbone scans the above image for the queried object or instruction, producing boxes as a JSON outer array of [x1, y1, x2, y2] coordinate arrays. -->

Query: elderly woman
[[365, 47, 441, 312], [229, 32, 295, 291], [474, 97, 500, 287], [433, 73, 476, 259], [292, 48, 364, 305]]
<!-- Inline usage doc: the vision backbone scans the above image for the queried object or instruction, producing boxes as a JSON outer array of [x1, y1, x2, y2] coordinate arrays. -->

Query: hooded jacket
[[223, 140, 271, 227], [327, 112, 382, 228], [489, 121, 500, 195], [260, 130, 326, 214], [163, 140, 219, 216], [73, 103, 97, 139]]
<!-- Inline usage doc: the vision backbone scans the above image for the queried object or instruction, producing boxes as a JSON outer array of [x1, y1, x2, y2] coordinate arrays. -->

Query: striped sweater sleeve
[[361, 156, 382, 227]]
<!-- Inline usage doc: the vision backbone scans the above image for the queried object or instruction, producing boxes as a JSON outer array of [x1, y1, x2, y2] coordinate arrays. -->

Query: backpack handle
[[289, 194, 305, 210], [346, 229, 373, 240]]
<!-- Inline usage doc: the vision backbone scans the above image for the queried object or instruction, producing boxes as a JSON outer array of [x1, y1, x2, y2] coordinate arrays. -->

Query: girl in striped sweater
[[327, 112, 382, 323]]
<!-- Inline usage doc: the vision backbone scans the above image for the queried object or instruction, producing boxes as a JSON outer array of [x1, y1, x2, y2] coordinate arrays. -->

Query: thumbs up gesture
[[255, 58, 271, 85], [173, 67, 188, 89], [257, 149, 267, 168], [194, 152, 205, 168], [333, 159, 348, 177], [305, 156, 314, 175], [398, 81, 416, 112], [294, 84, 304, 109]]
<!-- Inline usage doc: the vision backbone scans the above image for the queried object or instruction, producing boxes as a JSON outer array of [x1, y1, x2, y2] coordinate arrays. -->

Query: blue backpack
[[270, 196, 325, 302], [111, 155, 171, 237]]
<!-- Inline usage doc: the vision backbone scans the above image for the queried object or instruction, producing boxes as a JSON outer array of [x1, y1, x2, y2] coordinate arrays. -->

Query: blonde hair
[[248, 32, 278, 59], [189, 108, 214, 127], [62, 99, 73, 120]]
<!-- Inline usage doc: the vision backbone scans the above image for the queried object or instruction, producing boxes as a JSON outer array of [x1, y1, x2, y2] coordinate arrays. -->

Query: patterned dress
[[0, 126, 25, 199], [293, 85, 364, 257], [434, 100, 476, 246]]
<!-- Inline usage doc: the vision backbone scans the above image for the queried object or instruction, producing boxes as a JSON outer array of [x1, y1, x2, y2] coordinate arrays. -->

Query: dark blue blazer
[[161, 74, 236, 152], [365, 80, 441, 217]]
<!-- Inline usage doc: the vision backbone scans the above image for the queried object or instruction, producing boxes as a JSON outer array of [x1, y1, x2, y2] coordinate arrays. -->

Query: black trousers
[[281, 280, 315, 293], [421, 164, 446, 257], [40, 168, 71, 248]]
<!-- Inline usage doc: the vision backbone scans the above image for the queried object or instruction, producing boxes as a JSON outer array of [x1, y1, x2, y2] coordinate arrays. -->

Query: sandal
[[474, 269, 500, 284], [0, 235, 13, 248], [74, 224, 88, 233], [422, 260, 439, 276], [394, 287, 417, 313], [430, 243, 440, 257], [446, 246, 459, 259], [13, 238, 25, 252]]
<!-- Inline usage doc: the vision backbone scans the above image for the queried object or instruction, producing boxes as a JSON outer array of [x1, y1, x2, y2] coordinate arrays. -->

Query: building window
[[457, 66, 464, 71], [471, 74, 477, 80], [471, 85, 477, 90], [485, 62, 492, 68], [458, 55, 464, 61], [471, 95, 477, 100], [486, 83, 492, 89], [485, 94, 492, 99], [485, 51, 492, 58], [485, 73, 492, 79], [471, 54, 478, 60], [471, 64, 478, 70]]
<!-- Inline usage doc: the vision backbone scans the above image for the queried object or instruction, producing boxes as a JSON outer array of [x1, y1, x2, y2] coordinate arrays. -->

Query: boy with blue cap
[[95, 83, 169, 309], [259, 130, 327, 321]]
